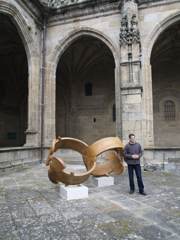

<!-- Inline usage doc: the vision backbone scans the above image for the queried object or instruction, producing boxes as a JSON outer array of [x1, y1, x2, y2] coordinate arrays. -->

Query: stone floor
[[0, 164, 180, 240]]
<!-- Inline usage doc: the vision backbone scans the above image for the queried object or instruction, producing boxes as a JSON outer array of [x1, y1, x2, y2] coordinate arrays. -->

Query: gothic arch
[[0, 1, 35, 64], [49, 27, 120, 77], [0, 1, 40, 146], [141, 12, 180, 147], [148, 12, 180, 147], [45, 27, 122, 144], [144, 11, 180, 62]]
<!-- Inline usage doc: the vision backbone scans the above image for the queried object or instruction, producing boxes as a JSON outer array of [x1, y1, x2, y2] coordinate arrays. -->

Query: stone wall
[[44, 2, 121, 146], [0, 0, 42, 165], [0, 0, 42, 148], [56, 36, 116, 143], [139, 0, 180, 148], [1, 0, 180, 167], [0, 147, 41, 169]]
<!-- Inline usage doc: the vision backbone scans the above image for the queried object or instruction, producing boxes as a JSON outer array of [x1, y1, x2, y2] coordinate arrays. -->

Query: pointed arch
[[144, 11, 180, 62], [0, 1, 40, 147], [44, 27, 122, 144]]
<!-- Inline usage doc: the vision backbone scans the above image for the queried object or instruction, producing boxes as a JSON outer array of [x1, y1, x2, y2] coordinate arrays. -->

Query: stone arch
[[148, 12, 180, 147], [49, 27, 120, 76], [0, 1, 40, 147], [141, 12, 180, 147], [144, 11, 180, 62], [45, 28, 122, 144], [0, 1, 34, 63]]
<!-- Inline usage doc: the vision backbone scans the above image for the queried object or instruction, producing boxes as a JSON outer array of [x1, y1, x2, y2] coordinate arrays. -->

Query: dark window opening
[[113, 104, 116, 122], [164, 100, 176, 121], [85, 82, 92, 96]]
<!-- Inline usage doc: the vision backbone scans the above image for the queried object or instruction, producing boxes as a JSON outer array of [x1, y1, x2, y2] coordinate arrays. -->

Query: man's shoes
[[129, 190, 134, 194], [139, 191, 147, 196]]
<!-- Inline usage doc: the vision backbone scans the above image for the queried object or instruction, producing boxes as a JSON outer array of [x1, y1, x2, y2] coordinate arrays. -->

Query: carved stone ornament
[[39, 0, 87, 9], [119, 14, 140, 45]]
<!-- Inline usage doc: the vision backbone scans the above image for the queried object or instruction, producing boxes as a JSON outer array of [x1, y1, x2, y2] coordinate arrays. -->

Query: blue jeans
[[128, 164, 144, 193]]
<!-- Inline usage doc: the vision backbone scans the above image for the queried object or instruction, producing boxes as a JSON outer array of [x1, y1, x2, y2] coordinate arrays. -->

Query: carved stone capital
[[119, 14, 140, 45]]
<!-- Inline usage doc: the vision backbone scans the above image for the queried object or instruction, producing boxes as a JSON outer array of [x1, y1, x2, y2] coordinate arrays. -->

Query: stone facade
[[0, 0, 180, 168]]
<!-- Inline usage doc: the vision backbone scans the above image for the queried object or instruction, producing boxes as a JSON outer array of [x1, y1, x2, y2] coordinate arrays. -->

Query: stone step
[[168, 158, 180, 163], [164, 158, 180, 175]]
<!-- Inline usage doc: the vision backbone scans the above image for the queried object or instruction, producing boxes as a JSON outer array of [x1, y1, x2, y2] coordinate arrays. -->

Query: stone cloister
[[0, 0, 180, 168]]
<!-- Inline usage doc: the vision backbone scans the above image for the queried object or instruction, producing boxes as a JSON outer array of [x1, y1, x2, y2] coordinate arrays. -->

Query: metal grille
[[164, 100, 176, 121]]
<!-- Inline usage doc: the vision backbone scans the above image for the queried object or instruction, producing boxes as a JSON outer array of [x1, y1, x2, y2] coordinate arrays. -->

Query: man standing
[[124, 133, 146, 195]]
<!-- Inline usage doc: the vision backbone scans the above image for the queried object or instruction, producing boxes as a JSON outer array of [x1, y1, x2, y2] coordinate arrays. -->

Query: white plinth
[[93, 176, 114, 187], [59, 184, 88, 200]]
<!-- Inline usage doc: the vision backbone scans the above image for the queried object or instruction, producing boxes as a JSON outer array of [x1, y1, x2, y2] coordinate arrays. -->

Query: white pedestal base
[[93, 176, 114, 187], [59, 184, 88, 200]]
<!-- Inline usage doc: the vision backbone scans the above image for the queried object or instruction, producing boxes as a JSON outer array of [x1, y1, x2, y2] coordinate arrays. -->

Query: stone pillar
[[25, 56, 41, 147], [43, 62, 56, 147], [115, 61, 122, 138], [119, 0, 143, 145], [141, 62, 154, 147]]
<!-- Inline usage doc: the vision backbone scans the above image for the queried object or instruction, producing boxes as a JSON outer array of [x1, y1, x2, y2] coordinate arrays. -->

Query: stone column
[[43, 62, 56, 147], [141, 61, 154, 147], [115, 63, 122, 138], [25, 56, 41, 147], [119, 0, 143, 145]]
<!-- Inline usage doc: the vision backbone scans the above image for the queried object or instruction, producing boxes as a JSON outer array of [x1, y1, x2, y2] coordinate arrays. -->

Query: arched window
[[84, 82, 92, 96], [164, 100, 176, 121]]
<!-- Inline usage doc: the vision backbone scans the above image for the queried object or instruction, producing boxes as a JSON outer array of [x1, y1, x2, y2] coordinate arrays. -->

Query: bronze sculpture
[[46, 136, 124, 185]]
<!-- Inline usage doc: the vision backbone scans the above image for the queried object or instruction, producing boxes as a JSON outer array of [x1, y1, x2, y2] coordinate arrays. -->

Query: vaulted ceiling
[[151, 21, 180, 65], [57, 36, 115, 86]]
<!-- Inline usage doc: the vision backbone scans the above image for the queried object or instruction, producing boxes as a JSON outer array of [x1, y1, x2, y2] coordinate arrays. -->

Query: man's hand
[[132, 154, 139, 159]]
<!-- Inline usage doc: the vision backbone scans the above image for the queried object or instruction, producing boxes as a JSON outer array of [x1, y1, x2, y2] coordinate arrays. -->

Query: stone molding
[[17, 0, 42, 25], [39, 0, 86, 8], [0, 1, 33, 53], [39, 0, 119, 9], [142, 11, 180, 62], [49, 27, 119, 70], [47, 0, 119, 24]]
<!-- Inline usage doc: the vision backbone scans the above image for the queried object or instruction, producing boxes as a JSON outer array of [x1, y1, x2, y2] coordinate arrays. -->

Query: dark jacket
[[124, 142, 142, 165]]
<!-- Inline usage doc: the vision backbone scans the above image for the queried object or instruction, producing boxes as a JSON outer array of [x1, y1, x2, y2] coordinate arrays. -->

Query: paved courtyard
[[0, 164, 180, 240]]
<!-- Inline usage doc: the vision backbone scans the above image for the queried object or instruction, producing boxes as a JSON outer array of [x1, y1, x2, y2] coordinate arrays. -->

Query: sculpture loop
[[46, 136, 124, 185]]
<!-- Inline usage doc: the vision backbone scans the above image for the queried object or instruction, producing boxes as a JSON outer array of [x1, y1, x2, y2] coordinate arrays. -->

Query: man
[[124, 133, 146, 195]]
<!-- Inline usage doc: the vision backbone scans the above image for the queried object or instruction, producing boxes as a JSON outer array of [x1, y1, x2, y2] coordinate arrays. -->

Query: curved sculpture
[[46, 137, 96, 185], [46, 136, 124, 185], [84, 137, 124, 176]]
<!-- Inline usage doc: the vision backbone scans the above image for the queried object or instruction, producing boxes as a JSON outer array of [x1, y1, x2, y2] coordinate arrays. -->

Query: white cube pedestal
[[59, 184, 88, 200], [93, 176, 114, 187]]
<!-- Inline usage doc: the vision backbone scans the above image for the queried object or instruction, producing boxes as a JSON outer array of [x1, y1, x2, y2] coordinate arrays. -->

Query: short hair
[[129, 133, 135, 139]]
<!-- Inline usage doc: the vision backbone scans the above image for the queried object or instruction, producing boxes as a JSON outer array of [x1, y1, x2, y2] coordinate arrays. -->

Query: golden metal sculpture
[[84, 137, 124, 176], [46, 136, 124, 185], [46, 137, 96, 185]]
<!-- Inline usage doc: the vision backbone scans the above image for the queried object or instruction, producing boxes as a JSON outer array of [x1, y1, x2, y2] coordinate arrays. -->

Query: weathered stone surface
[[1, 0, 180, 168], [59, 184, 89, 200], [0, 164, 180, 239], [93, 176, 114, 187], [39, 0, 88, 8]]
